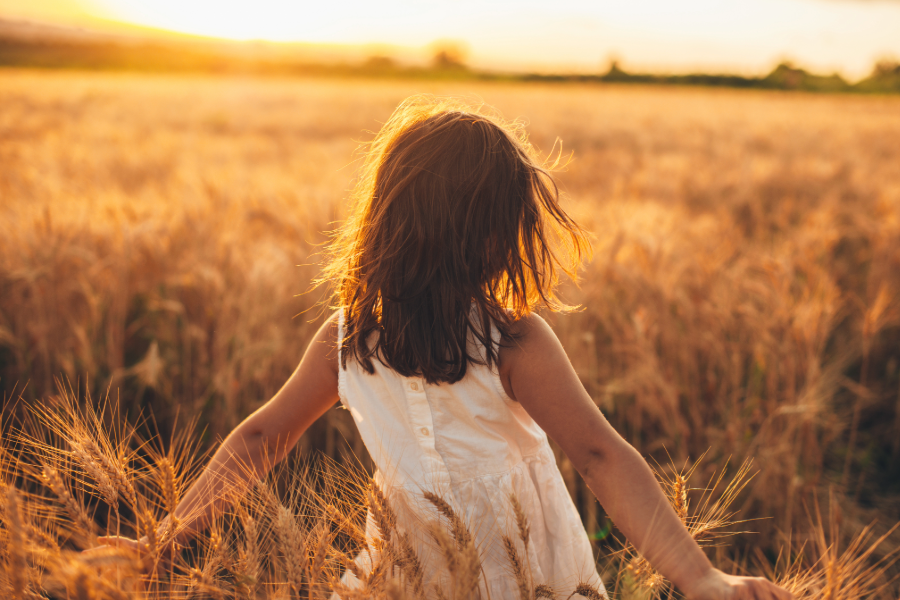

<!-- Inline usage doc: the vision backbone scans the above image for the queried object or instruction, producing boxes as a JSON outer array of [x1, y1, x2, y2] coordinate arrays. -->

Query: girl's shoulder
[[498, 313, 562, 401], [499, 312, 556, 351]]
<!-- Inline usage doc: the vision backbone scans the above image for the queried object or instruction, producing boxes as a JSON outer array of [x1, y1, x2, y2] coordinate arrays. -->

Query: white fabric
[[336, 310, 605, 599]]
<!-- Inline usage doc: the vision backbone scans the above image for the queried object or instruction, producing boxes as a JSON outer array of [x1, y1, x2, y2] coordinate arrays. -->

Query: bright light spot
[[18, 0, 900, 79]]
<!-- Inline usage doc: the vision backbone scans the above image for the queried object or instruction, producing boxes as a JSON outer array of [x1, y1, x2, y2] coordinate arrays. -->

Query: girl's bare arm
[[101, 313, 340, 548], [501, 314, 791, 600]]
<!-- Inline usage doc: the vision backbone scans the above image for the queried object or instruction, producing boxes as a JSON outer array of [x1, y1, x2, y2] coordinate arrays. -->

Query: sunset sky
[[2, 0, 899, 79]]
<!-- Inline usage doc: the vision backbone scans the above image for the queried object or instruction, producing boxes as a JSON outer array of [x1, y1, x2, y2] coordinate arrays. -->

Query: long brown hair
[[323, 96, 589, 384]]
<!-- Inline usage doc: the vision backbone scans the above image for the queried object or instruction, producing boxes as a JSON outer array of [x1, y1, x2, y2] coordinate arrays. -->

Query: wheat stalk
[[3, 486, 28, 600]]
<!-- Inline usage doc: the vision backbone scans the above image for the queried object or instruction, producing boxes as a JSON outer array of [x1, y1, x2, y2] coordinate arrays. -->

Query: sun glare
[[91, 0, 379, 42], [27, 0, 900, 78]]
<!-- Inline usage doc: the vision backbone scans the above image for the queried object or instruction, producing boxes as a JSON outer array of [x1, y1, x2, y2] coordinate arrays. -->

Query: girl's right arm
[[97, 313, 341, 552], [500, 314, 791, 600]]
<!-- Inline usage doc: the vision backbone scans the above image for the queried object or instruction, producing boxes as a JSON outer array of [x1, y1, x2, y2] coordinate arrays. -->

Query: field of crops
[[1, 69, 899, 598]]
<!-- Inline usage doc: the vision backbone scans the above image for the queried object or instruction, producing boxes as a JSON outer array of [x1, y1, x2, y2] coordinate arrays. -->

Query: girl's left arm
[[100, 312, 341, 550], [501, 314, 791, 600]]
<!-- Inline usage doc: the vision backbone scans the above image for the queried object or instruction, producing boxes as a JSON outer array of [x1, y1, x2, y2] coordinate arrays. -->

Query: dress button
[[410, 382, 419, 391], [420, 427, 429, 436]]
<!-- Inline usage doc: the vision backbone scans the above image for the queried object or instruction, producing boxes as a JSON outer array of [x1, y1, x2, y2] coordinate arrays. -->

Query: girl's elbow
[[579, 447, 609, 483], [228, 421, 277, 457], [579, 436, 637, 481], [234, 412, 287, 447]]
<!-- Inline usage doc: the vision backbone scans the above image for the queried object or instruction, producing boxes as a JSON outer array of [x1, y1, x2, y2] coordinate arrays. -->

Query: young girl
[[102, 97, 791, 600]]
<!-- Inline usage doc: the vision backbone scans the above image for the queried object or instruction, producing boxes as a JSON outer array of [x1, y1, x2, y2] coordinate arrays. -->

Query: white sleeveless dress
[[336, 311, 605, 599]]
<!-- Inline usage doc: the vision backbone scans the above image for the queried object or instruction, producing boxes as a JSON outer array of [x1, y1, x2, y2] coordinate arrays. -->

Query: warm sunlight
[[3, 0, 900, 77], [93, 0, 361, 42]]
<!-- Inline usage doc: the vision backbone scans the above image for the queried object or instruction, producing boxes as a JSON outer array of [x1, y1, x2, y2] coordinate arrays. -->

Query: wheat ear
[[69, 567, 93, 600], [510, 494, 530, 547], [429, 521, 480, 600], [423, 491, 472, 548], [567, 581, 605, 600], [672, 474, 688, 522], [157, 456, 180, 516], [40, 464, 96, 539], [338, 552, 365, 580], [384, 578, 413, 600], [309, 520, 333, 600], [397, 530, 426, 597], [368, 481, 398, 545], [503, 535, 530, 600], [425, 492, 481, 599], [255, 479, 310, 595], [190, 567, 227, 600], [3, 486, 28, 600], [69, 440, 119, 509], [274, 504, 310, 596], [80, 437, 137, 509], [367, 483, 424, 596], [233, 505, 261, 600], [510, 493, 538, 597]]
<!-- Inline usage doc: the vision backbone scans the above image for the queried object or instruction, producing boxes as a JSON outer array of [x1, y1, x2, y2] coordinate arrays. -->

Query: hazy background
[[3, 0, 900, 78], [2, 0, 900, 597]]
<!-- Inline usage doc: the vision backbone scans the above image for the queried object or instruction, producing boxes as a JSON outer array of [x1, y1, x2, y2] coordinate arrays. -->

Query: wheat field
[[1, 69, 900, 598]]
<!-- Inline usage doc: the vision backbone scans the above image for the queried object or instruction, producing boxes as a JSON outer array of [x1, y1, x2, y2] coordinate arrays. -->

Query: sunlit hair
[[322, 96, 590, 384]]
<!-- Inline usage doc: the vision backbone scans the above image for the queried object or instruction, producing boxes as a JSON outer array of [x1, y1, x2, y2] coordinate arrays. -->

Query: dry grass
[[1, 69, 900, 594], [2, 395, 896, 599]]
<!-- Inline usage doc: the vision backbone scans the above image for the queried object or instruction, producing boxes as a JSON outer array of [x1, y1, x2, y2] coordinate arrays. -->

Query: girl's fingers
[[770, 581, 793, 600], [753, 578, 791, 600], [92, 536, 142, 552]]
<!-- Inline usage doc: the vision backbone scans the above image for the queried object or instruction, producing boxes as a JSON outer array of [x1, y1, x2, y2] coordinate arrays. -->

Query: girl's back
[[92, 96, 791, 600], [324, 97, 603, 596], [336, 309, 604, 597]]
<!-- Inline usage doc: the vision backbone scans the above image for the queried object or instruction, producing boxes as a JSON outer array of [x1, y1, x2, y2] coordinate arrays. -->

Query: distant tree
[[363, 55, 397, 71], [765, 62, 805, 89], [763, 61, 849, 92], [873, 58, 900, 77], [855, 58, 900, 93], [602, 58, 631, 82], [430, 40, 468, 70]]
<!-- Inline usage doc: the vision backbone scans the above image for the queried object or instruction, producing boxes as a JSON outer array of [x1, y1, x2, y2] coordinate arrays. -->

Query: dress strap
[[336, 308, 349, 407], [337, 308, 345, 363], [487, 312, 515, 403]]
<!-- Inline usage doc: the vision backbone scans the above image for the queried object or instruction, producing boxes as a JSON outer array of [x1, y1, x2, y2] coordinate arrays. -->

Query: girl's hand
[[88, 536, 173, 577], [94, 535, 146, 554], [683, 568, 792, 600]]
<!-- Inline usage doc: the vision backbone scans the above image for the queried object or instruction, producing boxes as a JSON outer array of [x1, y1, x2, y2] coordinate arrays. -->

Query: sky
[[2, 0, 900, 79]]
